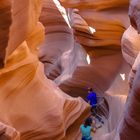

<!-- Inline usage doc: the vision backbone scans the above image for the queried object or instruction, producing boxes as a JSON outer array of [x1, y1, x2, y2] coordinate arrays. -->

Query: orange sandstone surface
[[1, 0, 140, 140], [0, 0, 90, 139]]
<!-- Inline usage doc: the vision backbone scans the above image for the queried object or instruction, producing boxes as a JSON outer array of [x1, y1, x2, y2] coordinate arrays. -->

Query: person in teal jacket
[[80, 117, 95, 140]]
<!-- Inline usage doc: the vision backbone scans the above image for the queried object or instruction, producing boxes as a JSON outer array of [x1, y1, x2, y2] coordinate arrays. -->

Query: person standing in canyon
[[86, 88, 104, 124], [80, 117, 96, 140], [86, 88, 97, 108]]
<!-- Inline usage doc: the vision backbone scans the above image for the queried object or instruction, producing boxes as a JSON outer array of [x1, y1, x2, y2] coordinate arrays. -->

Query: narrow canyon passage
[[0, 0, 140, 140]]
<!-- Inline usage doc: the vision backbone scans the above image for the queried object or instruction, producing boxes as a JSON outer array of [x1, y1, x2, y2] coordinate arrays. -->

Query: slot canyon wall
[[0, 0, 140, 140], [56, 0, 130, 140], [119, 0, 140, 139], [0, 0, 90, 139], [52, 0, 130, 97], [39, 0, 140, 139]]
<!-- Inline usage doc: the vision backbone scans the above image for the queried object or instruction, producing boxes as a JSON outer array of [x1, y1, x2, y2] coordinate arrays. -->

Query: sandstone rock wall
[[39, 0, 88, 85], [60, 0, 130, 54], [60, 0, 129, 10], [1, 0, 140, 139], [58, 0, 130, 97], [0, 122, 20, 140], [0, 0, 11, 68], [0, 0, 89, 140], [121, 26, 140, 66], [119, 0, 140, 139]]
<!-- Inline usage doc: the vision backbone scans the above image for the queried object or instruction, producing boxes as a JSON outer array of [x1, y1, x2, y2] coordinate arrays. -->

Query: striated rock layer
[[121, 25, 140, 66], [58, 0, 140, 140], [1, 0, 140, 140], [58, 0, 130, 98], [39, 0, 89, 86], [60, 0, 129, 51], [58, 0, 130, 99], [0, 0, 89, 140], [60, 0, 129, 10], [0, 122, 20, 140], [119, 0, 140, 139], [0, 0, 11, 68]]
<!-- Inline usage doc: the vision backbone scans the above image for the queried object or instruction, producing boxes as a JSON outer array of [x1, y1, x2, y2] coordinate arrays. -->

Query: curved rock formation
[[58, 1, 138, 140], [39, 0, 130, 86], [39, 0, 88, 85], [121, 25, 140, 66], [129, 0, 140, 33], [39, 0, 73, 80], [120, 64, 140, 140], [56, 1, 131, 139], [0, 122, 20, 140], [0, 0, 11, 68], [58, 0, 130, 96], [60, 0, 129, 10], [1, 0, 140, 140], [119, 1, 140, 139], [70, 7, 129, 49], [128, 52, 140, 88], [0, 0, 89, 140]]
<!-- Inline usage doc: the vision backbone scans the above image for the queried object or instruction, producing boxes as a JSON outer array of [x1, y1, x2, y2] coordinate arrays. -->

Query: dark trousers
[[91, 106, 102, 122], [82, 137, 92, 140]]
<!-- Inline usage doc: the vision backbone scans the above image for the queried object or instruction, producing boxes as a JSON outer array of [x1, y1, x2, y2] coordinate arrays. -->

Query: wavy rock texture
[[128, 52, 140, 88], [39, 0, 88, 85], [119, 1, 140, 139], [0, 0, 11, 68], [57, 0, 130, 102], [57, 0, 130, 97], [38, 1, 131, 140], [60, 0, 129, 10], [0, 122, 20, 140], [57, 1, 134, 140], [120, 64, 140, 140], [129, 0, 140, 33], [1, 0, 140, 140], [39, 0, 130, 87], [39, 0, 74, 79], [0, 0, 89, 140], [70, 8, 129, 50], [121, 26, 140, 66]]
